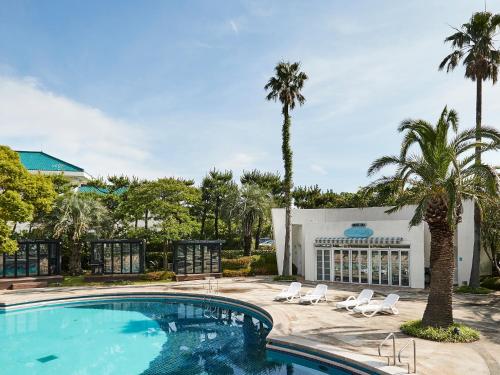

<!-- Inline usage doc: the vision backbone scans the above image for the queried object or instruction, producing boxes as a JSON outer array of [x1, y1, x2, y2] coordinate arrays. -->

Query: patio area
[[0, 277, 498, 375]]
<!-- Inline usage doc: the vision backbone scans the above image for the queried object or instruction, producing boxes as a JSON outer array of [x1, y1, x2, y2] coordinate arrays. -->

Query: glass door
[[380, 251, 389, 285], [341, 250, 350, 282], [351, 250, 360, 283], [316, 249, 331, 281], [391, 251, 400, 286], [360, 250, 368, 283], [371, 250, 380, 284], [333, 250, 341, 281], [401, 251, 410, 286]]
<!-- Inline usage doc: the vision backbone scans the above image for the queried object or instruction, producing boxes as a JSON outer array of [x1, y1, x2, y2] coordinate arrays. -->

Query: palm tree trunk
[[422, 222, 455, 328], [69, 241, 82, 275], [254, 216, 262, 251], [282, 105, 292, 276], [243, 215, 254, 256], [470, 78, 482, 288], [144, 210, 149, 230]]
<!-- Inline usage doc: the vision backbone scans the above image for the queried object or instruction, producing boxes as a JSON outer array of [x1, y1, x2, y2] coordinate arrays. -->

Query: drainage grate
[[37, 355, 58, 363]]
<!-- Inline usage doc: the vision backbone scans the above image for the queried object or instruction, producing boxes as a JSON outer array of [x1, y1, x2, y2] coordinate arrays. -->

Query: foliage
[[482, 197, 500, 275], [455, 285, 492, 294], [222, 269, 252, 277], [222, 256, 253, 270], [400, 320, 480, 343], [367, 107, 499, 328], [250, 253, 278, 275], [0, 146, 56, 253], [439, 11, 500, 84], [48, 192, 108, 274], [142, 271, 176, 281], [232, 184, 273, 256], [481, 276, 500, 291]]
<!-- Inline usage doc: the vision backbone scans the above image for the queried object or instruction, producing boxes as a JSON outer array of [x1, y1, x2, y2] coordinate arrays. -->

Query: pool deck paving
[[1, 276, 499, 375]]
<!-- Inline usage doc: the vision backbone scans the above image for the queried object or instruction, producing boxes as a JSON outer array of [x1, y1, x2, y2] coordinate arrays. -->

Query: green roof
[[78, 185, 127, 195], [17, 151, 84, 172]]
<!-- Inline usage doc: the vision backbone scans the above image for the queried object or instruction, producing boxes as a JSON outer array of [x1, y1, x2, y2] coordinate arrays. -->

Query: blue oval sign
[[344, 223, 373, 238]]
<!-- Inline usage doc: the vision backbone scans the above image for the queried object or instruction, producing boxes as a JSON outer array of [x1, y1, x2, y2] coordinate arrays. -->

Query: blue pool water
[[0, 298, 362, 375]]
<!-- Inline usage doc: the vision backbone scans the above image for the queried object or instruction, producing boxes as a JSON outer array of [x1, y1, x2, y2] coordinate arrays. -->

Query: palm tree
[[439, 11, 500, 287], [367, 107, 499, 328], [235, 184, 273, 256], [200, 169, 234, 239], [265, 61, 308, 275], [241, 169, 282, 249], [51, 192, 108, 275]]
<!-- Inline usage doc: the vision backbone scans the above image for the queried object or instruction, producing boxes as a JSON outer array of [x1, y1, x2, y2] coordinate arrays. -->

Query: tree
[[234, 184, 273, 256], [439, 10, 500, 288], [367, 107, 499, 328], [200, 169, 234, 239], [0, 146, 56, 253], [241, 169, 281, 249], [482, 196, 500, 275], [50, 192, 108, 275], [265, 61, 308, 275]]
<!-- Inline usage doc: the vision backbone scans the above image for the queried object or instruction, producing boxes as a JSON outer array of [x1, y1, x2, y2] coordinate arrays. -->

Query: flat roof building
[[272, 201, 481, 289]]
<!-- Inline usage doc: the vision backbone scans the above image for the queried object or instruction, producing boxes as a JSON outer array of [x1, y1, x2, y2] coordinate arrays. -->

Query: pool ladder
[[378, 333, 416, 374]]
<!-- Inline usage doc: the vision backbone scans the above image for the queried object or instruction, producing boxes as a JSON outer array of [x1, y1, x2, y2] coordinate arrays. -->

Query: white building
[[272, 201, 478, 289]]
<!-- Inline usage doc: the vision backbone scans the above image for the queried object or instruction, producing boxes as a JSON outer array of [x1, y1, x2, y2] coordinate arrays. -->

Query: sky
[[0, 0, 499, 191]]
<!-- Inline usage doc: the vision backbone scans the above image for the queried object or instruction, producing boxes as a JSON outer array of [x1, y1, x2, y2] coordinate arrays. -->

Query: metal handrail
[[378, 332, 396, 365], [398, 338, 416, 374]]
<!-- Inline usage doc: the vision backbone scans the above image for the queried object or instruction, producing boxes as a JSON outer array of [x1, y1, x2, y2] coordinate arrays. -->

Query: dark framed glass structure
[[173, 240, 223, 275], [1, 240, 61, 278], [90, 239, 145, 274]]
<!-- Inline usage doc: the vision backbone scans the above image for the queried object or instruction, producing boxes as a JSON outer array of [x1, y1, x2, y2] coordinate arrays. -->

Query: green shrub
[[221, 256, 253, 270], [400, 320, 479, 343], [142, 271, 175, 281], [250, 253, 278, 275], [455, 285, 492, 294], [273, 275, 297, 282], [223, 269, 252, 277], [481, 276, 500, 291]]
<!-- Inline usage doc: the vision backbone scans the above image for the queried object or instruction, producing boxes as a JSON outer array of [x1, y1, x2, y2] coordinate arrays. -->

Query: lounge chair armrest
[[345, 296, 356, 302]]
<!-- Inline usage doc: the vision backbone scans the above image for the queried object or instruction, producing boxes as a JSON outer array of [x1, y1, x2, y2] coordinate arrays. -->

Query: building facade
[[272, 201, 477, 289]]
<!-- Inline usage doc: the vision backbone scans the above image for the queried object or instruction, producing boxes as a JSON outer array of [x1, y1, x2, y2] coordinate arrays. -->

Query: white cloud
[[0, 75, 167, 179], [229, 20, 239, 34], [218, 152, 262, 171], [310, 164, 327, 175]]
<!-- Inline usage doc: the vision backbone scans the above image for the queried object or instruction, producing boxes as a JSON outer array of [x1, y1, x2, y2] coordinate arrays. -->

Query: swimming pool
[[0, 296, 377, 375]]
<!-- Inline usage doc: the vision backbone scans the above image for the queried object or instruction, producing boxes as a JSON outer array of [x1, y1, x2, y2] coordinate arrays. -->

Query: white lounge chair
[[336, 289, 374, 311], [299, 284, 328, 304], [352, 293, 400, 317], [274, 282, 302, 302]]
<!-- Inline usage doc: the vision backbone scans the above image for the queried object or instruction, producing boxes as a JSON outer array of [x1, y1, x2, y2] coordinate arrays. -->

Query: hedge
[[481, 276, 500, 291]]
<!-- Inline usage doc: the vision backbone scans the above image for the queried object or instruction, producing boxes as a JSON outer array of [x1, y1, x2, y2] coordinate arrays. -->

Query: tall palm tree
[[51, 192, 108, 275], [439, 11, 500, 287], [368, 107, 499, 328], [265, 61, 308, 275]]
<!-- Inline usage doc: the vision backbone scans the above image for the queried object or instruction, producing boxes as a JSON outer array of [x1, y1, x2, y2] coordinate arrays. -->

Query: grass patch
[[481, 276, 500, 291], [273, 275, 298, 282], [400, 320, 479, 343], [455, 285, 492, 294]]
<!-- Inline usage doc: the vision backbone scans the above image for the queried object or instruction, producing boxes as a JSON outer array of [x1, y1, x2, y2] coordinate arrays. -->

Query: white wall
[[272, 204, 474, 289]]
